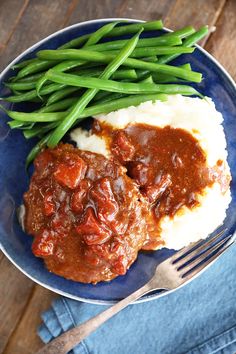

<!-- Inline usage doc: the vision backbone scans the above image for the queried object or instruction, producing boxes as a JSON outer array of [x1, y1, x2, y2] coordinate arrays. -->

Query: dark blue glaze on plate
[[0, 19, 235, 304]]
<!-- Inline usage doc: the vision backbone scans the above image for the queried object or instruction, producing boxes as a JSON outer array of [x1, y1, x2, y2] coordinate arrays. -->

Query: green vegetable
[[47, 29, 143, 147], [5, 110, 66, 122], [164, 26, 195, 38], [38, 49, 202, 82], [39, 97, 78, 112], [46, 86, 81, 106], [61, 20, 163, 49], [38, 37, 182, 60], [12, 58, 40, 70], [14, 20, 163, 79], [36, 22, 120, 97], [4, 83, 66, 102], [24, 122, 58, 139], [104, 46, 195, 58], [158, 26, 209, 64], [1, 20, 209, 167], [23, 92, 167, 149], [6, 81, 38, 91], [15, 60, 58, 80], [45, 70, 202, 93], [83, 21, 120, 47], [45, 68, 137, 106]]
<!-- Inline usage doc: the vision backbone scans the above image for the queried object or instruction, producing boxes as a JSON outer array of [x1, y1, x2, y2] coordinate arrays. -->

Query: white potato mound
[[95, 94, 228, 166], [70, 127, 110, 158], [71, 95, 232, 250]]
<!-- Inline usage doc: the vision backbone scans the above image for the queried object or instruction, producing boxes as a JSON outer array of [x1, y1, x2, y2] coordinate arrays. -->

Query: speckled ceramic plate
[[0, 19, 235, 304]]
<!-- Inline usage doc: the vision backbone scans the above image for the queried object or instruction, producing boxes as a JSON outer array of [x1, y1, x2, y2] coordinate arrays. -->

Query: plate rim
[[0, 17, 235, 305]]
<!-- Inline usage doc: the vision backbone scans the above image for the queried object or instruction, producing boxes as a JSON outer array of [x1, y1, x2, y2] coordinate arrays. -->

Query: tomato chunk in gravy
[[24, 144, 150, 283]]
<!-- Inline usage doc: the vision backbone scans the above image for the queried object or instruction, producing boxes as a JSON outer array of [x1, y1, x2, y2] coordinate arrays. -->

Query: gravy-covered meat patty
[[24, 143, 150, 283]]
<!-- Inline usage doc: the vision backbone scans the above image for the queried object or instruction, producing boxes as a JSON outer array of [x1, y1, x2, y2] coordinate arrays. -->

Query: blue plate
[[0, 19, 235, 304]]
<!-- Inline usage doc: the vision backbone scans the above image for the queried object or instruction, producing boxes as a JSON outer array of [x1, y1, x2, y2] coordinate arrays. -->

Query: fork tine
[[179, 233, 233, 274], [180, 235, 235, 282], [171, 229, 226, 265], [175, 230, 229, 269]]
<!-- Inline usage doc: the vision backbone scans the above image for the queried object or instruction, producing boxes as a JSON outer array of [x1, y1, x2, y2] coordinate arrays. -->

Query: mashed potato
[[71, 95, 231, 250]]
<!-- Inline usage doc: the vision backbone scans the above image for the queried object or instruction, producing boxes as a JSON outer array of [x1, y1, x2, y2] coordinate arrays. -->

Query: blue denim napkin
[[38, 244, 236, 354]]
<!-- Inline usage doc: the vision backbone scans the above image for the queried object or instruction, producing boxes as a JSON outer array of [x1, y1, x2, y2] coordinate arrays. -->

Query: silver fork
[[36, 230, 235, 354]]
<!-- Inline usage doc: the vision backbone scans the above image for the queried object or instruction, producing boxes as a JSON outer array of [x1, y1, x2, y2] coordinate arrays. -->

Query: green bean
[[39, 37, 181, 60], [151, 63, 192, 83], [12, 58, 39, 70], [16, 60, 58, 80], [39, 68, 137, 103], [46, 55, 201, 84], [8, 120, 24, 129], [8, 120, 32, 129], [73, 68, 137, 80], [164, 26, 195, 38], [30, 56, 157, 87], [36, 23, 120, 97], [84, 21, 120, 47], [87, 36, 181, 51], [5, 81, 38, 91], [46, 71, 200, 96], [47, 29, 143, 148], [84, 26, 195, 53], [39, 49, 202, 82], [46, 86, 81, 106], [105, 46, 195, 58], [4, 109, 66, 122], [26, 92, 169, 140], [158, 26, 208, 64], [61, 20, 163, 49], [93, 92, 125, 105], [39, 97, 78, 112], [45, 68, 137, 106], [140, 75, 154, 84], [52, 60, 86, 72], [24, 122, 58, 139], [12, 73, 44, 83], [5, 83, 66, 102], [12, 21, 163, 80], [9, 92, 168, 128]]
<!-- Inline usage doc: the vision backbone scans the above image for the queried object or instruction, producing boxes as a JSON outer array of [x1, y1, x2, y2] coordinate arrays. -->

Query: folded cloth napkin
[[38, 244, 236, 354]]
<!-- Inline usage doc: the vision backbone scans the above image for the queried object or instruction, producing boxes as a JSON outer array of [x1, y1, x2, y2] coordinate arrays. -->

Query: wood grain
[[205, 0, 236, 80], [0, 0, 29, 49], [0, 1, 234, 353], [0, 256, 34, 353], [0, 0, 74, 71], [165, 0, 227, 46], [4, 286, 55, 354], [66, 0, 176, 25]]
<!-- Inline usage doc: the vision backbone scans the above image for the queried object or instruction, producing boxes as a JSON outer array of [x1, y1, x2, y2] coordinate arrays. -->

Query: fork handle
[[36, 280, 155, 354]]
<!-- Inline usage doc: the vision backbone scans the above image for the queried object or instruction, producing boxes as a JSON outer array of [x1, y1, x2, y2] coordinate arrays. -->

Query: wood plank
[[0, 0, 29, 48], [0, 0, 74, 71], [0, 256, 35, 353], [0, 252, 4, 264], [4, 286, 56, 354], [66, 0, 176, 25], [165, 0, 227, 45], [205, 0, 236, 80]]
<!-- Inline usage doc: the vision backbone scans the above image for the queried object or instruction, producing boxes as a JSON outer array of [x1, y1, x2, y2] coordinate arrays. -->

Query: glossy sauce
[[24, 122, 229, 283], [24, 144, 150, 283], [93, 122, 226, 250]]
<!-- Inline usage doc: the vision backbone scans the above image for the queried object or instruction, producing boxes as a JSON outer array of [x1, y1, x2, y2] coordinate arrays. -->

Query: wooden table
[[0, 1, 235, 352]]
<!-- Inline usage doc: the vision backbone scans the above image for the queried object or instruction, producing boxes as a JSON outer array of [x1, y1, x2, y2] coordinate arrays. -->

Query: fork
[[36, 230, 235, 354]]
